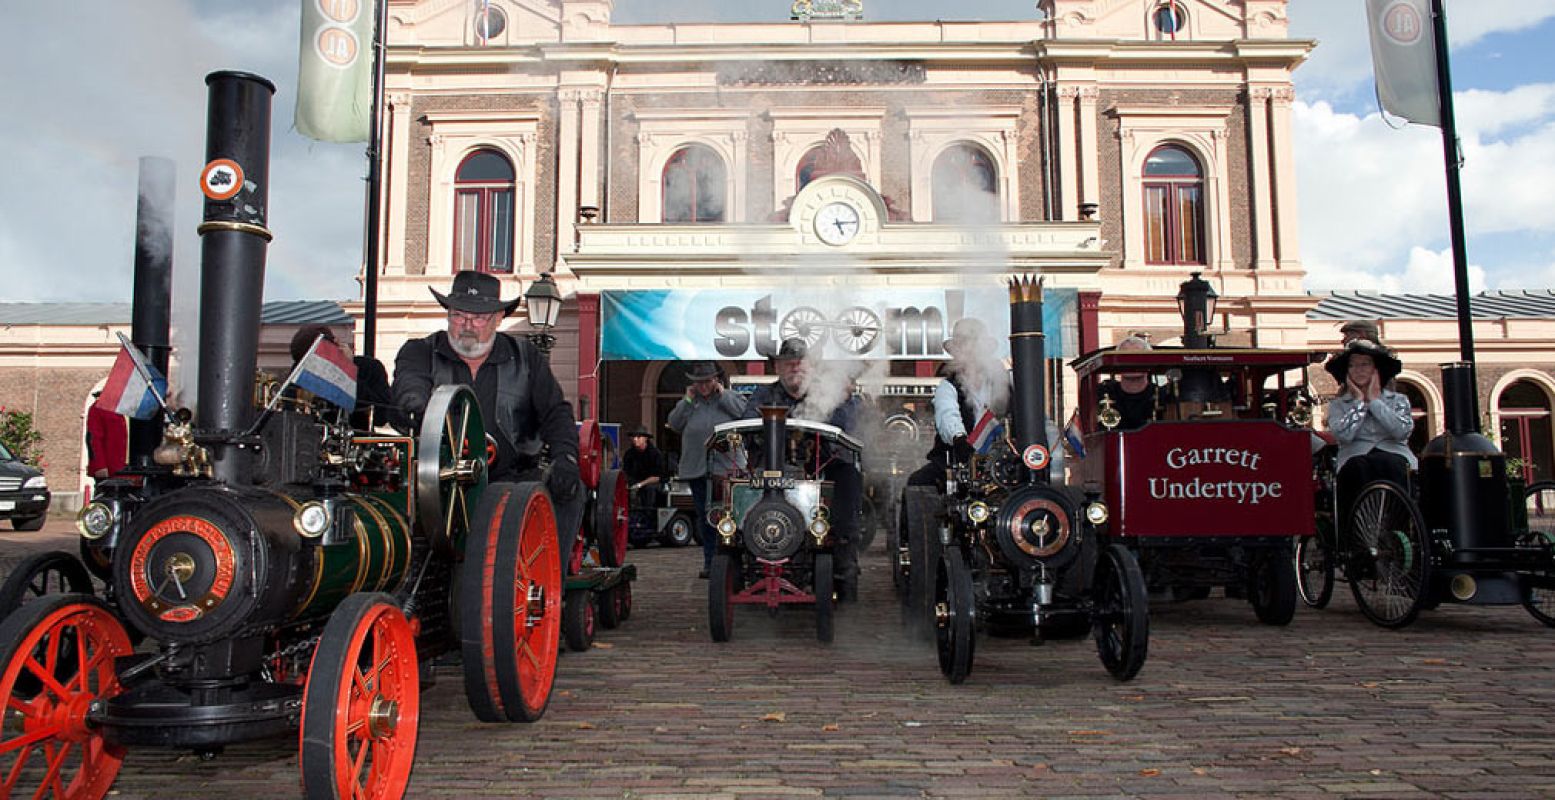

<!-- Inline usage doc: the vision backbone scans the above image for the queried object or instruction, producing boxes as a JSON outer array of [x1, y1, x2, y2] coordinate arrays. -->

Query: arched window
[[453, 149, 514, 273], [1499, 380, 1554, 484], [1152, 2, 1187, 40], [1142, 144, 1205, 265], [931, 144, 998, 222], [1396, 380, 1432, 455], [796, 147, 823, 193], [662, 145, 727, 223]]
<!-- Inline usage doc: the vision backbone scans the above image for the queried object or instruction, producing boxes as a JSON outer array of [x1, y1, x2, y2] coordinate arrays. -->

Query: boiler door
[[741, 497, 807, 561]]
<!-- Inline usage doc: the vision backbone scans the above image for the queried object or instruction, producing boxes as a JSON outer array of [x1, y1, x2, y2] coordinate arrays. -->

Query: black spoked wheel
[[814, 553, 835, 644], [708, 551, 738, 643], [1347, 481, 1431, 629], [1249, 541, 1298, 626], [1521, 482, 1555, 627], [1295, 532, 1336, 609], [0, 550, 96, 619], [934, 549, 976, 684], [903, 487, 942, 640], [562, 589, 595, 652], [1094, 544, 1149, 681]]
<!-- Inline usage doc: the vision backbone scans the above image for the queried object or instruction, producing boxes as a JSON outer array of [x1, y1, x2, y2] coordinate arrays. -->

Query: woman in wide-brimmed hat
[[1325, 338, 1415, 527]]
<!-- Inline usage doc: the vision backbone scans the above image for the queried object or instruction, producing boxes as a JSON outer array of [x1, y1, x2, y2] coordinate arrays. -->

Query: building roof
[[1309, 291, 1555, 321], [0, 301, 352, 326]]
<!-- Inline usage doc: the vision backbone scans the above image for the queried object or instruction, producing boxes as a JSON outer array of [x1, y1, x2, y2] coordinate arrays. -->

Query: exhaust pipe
[[1009, 275, 1049, 483]]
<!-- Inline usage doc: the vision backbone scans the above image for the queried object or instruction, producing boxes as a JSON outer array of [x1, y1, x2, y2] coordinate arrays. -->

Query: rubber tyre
[[593, 469, 629, 568], [1094, 543, 1150, 682], [0, 550, 95, 620], [660, 511, 696, 548], [903, 486, 942, 640], [457, 482, 561, 723], [562, 588, 595, 652], [1521, 482, 1555, 627], [935, 549, 976, 684], [598, 583, 630, 630], [0, 594, 132, 800], [301, 593, 420, 800], [1295, 533, 1335, 609], [814, 553, 835, 644], [1347, 481, 1430, 629], [709, 551, 738, 643], [12, 514, 46, 531], [1249, 542, 1298, 626]]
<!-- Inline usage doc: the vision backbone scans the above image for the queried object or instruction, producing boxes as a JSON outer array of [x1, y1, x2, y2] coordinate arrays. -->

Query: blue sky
[[1, 1, 1551, 303]]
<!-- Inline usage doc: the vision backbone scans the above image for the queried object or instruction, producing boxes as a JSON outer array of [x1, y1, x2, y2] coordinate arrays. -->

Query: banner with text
[[600, 288, 1076, 361]]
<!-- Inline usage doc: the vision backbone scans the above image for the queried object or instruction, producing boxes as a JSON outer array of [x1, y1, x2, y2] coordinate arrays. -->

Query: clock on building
[[814, 201, 861, 245]]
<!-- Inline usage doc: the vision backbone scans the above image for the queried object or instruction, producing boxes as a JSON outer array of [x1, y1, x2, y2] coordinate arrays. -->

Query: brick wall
[[0, 366, 102, 510]]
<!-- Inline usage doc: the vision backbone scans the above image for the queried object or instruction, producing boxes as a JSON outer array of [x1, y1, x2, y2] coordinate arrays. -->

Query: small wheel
[[592, 469, 629, 568], [562, 589, 595, 652], [597, 584, 626, 630], [457, 482, 561, 723], [833, 306, 882, 355], [1094, 543, 1150, 681], [301, 593, 419, 800], [1295, 532, 1335, 609], [1521, 482, 1555, 627], [903, 486, 942, 640], [416, 385, 488, 556], [708, 551, 738, 643], [934, 549, 976, 684], [0, 550, 95, 619], [1248, 542, 1298, 625], [1347, 481, 1430, 629], [0, 594, 132, 800], [779, 306, 827, 352], [615, 580, 633, 622], [661, 511, 696, 547], [814, 553, 835, 644], [12, 514, 46, 531]]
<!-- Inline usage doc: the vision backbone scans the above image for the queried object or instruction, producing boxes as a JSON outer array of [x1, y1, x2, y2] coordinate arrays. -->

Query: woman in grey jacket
[[1325, 339, 1415, 527], [667, 361, 746, 578]]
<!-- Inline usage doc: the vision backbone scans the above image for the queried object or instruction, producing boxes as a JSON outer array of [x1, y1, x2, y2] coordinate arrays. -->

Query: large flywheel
[[416, 385, 489, 556]]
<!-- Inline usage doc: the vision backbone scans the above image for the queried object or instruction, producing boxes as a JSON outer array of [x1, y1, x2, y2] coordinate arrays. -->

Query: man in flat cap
[[1339, 319, 1381, 346], [392, 270, 584, 567]]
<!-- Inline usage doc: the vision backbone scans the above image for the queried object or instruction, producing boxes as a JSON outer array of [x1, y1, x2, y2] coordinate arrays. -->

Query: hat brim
[[1325, 349, 1401, 385], [430, 288, 521, 316]]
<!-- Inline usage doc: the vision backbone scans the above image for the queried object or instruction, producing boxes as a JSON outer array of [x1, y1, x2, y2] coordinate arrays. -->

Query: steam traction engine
[[0, 72, 562, 800], [705, 407, 862, 643], [902, 277, 1150, 684]]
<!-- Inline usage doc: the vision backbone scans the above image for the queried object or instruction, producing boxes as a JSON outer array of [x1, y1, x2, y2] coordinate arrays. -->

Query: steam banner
[[600, 288, 1076, 361]]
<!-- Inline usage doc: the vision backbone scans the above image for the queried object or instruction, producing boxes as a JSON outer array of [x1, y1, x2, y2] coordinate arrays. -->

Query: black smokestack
[[1009, 275, 1049, 483], [1441, 362, 1481, 435], [760, 405, 788, 475], [129, 156, 175, 469], [195, 71, 275, 484]]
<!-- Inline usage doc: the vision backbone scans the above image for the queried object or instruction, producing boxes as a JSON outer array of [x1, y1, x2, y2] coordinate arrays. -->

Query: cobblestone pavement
[[5, 518, 1555, 798]]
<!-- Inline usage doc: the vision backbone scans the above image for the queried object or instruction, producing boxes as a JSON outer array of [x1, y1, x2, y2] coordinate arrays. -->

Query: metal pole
[[1431, 0, 1476, 380], [361, 0, 388, 358]]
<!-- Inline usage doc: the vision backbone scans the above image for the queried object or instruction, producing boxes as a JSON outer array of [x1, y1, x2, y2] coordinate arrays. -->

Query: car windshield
[[0, 441, 15, 461]]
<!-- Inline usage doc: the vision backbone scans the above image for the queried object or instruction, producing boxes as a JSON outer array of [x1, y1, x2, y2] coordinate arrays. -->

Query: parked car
[[628, 477, 697, 548], [0, 440, 50, 530]]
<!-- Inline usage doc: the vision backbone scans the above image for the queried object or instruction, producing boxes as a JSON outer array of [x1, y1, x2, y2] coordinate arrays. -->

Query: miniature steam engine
[[900, 277, 1149, 684], [705, 406, 862, 643], [0, 72, 561, 800]]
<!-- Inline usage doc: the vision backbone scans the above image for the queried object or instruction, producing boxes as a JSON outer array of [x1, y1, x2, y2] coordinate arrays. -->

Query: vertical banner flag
[[1365, 0, 1441, 127], [96, 336, 168, 421], [296, 0, 374, 142]]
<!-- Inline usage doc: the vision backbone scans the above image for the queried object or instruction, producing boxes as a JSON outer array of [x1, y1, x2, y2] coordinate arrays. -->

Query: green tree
[[0, 408, 45, 467]]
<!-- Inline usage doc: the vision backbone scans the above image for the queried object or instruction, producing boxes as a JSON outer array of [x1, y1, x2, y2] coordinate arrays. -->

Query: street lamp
[[523, 271, 563, 356], [1175, 271, 1218, 350]]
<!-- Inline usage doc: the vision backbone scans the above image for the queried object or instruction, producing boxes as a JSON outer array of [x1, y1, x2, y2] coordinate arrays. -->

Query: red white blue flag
[[292, 334, 358, 412], [968, 410, 1004, 455], [95, 335, 167, 420], [1064, 410, 1087, 461]]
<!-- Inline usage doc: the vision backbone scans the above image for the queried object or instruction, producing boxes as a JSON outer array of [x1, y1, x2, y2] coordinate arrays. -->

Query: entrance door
[[1498, 380, 1554, 484]]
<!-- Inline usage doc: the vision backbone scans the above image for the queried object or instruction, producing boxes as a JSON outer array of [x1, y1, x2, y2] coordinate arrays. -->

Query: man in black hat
[[743, 337, 865, 601], [667, 360, 745, 577], [391, 270, 584, 566], [621, 425, 666, 510], [1325, 338, 1415, 525]]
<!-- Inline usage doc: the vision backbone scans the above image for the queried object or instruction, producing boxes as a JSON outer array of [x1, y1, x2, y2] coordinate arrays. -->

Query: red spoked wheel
[[458, 482, 561, 723], [300, 592, 420, 800], [0, 594, 133, 800], [593, 469, 629, 569]]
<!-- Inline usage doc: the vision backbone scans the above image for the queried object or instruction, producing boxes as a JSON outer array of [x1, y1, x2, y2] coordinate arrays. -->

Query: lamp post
[[1175, 271, 1218, 350], [523, 271, 563, 358]]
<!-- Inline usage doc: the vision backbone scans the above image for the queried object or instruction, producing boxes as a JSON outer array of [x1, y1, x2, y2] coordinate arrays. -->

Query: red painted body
[[730, 559, 816, 609]]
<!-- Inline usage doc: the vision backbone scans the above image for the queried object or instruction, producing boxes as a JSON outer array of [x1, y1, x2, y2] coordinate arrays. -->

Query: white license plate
[[0, 501, 14, 511]]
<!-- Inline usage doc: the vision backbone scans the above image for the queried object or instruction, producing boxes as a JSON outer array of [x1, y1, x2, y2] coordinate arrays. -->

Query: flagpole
[[115, 332, 174, 423], [361, 0, 389, 359], [1431, 0, 1475, 381]]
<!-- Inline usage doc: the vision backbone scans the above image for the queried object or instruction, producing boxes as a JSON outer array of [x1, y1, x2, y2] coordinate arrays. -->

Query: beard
[[449, 330, 495, 359]]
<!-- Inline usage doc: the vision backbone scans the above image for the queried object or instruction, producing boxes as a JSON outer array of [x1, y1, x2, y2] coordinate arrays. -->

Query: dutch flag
[[292, 334, 358, 412], [1064, 410, 1087, 461], [95, 334, 167, 421], [968, 410, 1005, 455]]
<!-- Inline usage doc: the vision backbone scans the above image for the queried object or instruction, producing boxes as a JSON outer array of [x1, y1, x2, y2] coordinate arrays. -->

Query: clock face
[[814, 201, 861, 245]]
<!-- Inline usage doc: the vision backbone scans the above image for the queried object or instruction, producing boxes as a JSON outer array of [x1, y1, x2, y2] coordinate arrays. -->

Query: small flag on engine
[[1064, 410, 1087, 460], [291, 334, 358, 412], [95, 334, 167, 421], [968, 410, 1005, 455]]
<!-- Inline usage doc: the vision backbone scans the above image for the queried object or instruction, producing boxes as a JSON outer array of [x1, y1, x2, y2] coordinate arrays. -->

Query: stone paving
[[5, 518, 1555, 798]]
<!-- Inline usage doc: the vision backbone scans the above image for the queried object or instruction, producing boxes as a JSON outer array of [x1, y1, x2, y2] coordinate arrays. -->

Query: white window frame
[[635, 110, 750, 223], [1112, 105, 1234, 272], [423, 110, 539, 276], [903, 105, 1021, 223]]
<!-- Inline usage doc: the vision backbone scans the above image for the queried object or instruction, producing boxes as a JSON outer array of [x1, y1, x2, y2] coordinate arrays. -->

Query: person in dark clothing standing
[[1096, 335, 1163, 432], [621, 425, 666, 509], [743, 337, 864, 602], [391, 271, 584, 569], [288, 324, 393, 431], [667, 361, 745, 578]]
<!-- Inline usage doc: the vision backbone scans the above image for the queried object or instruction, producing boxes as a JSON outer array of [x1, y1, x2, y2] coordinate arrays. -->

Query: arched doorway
[[1498, 379, 1554, 484], [1395, 379, 1432, 455]]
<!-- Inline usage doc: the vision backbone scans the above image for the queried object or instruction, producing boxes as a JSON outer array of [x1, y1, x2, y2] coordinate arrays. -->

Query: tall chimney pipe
[[760, 405, 789, 476], [128, 156, 175, 469], [1441, 362, 1481, 435], [195, 71, 275, 484], [1009, 275, 1049, 483]]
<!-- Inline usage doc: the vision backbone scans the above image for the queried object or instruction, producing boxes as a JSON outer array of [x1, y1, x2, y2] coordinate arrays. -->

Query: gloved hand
[[547, 453, 580, 501], [951, 434, 975, 463]]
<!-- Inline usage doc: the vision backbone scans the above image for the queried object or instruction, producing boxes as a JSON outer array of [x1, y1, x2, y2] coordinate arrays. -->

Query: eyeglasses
[[448, 309, 499, 325]]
